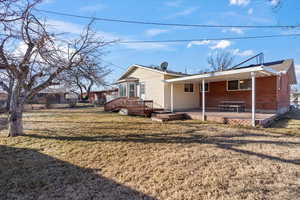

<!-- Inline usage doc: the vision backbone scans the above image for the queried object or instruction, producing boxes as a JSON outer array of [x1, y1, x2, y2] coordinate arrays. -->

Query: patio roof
[[165, 65, 278, 84], [165, 59, 296, 84]]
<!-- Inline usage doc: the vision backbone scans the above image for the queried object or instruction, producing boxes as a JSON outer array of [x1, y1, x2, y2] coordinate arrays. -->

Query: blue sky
[[37, 0, 300, 88]]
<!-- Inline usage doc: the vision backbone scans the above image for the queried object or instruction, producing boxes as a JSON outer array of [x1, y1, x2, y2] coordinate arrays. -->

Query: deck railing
[[104, 97, 153, 117]]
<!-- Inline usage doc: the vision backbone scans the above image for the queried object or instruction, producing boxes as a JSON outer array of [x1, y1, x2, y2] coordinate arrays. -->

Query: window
[[184, 83, 194, 92], [228, 80, 239, 90], [239, 79, 252, 90], [227, 79, 252, 91], [140, 83, 145, 96], [199, 83, 209, 92], [129, 83, 136, 97], [119, 84, 126, 97]]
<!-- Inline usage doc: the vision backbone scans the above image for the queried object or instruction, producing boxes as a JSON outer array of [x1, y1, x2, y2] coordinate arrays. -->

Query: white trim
[[251, 72, 256, 127], [117, 64, 185, 81], [202, 79, 205, 121], [165, 66, 278, 83], [171, 83, 174, 112]]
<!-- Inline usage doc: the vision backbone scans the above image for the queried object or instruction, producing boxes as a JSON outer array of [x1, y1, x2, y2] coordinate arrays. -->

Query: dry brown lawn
[[0, 106, 300, 200]]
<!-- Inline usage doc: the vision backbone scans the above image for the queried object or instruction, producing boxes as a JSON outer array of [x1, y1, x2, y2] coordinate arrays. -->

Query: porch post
[[171, 83, 174, 112], [251, 72, 256, 127], [126, 82, 129, 97], [202, 79, 205, 121]]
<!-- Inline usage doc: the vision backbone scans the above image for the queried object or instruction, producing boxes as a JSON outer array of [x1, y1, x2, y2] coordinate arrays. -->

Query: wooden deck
[[104, 97, 154, 117]]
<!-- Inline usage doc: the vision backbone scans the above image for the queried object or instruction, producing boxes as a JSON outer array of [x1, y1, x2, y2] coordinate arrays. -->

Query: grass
[[1, 107, 300, 200]]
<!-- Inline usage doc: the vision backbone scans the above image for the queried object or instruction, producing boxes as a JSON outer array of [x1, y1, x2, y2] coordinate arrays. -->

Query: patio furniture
[[218, 101, 245, 112]]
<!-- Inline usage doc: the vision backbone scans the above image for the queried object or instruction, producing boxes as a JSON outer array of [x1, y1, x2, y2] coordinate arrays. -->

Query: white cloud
[[222, 28, 244, 34], [296, 64, 300, 79], [248, 8, 253, 15], [46, 19, 172, 51], [123, 42, 172, 51], [210, 40, 231, 49], [46, 19, 82, 35], [187, 40, 211, 48], [232, 49, 255, 57], [165, 0, 182, 7], [295, 64, 300, 89], [41, 0, 55, 4], [145, 28, 169, 37], [167, 7, 199, 18], [229, 0, 250, 6], [187, 40, 231, 49], [270, 0, 280, 6], [80, 4, 106, 12]]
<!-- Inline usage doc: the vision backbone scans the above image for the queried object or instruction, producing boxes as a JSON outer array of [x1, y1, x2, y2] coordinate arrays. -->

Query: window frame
[[184, 83, 194, 93], [199, 82, 209, 92], [227, 79, 252, 91], [128, 83, 136, 97], [139, 82, 145, 96], [118, 84, 127, 97]]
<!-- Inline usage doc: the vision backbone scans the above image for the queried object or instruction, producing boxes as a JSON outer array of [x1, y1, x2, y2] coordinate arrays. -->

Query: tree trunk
[[8, 84, 24, 137]]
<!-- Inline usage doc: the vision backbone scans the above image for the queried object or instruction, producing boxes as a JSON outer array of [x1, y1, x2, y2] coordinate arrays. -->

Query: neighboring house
[[112, 59, 297, 116], [30, 87, 70, 104], [291, 92, 300, 107], [85, 89, 118, 104]]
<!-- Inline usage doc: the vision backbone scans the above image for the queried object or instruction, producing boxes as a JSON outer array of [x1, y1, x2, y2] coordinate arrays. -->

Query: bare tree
[[0, 0, 113, 137], [61, 58, 111, 101], [207, 50, 235, 72]]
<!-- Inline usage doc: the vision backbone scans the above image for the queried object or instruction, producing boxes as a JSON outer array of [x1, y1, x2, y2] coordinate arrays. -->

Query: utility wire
[[118, 34, 300, 43], [35, 9, 300, 29], [1, 32, 299, 44]]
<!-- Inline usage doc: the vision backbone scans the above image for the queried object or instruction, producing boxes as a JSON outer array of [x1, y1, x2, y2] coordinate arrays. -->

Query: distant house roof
[[40, 87, 68, 94], [117, 64, 187, 81], [83, 88, 118, 96]]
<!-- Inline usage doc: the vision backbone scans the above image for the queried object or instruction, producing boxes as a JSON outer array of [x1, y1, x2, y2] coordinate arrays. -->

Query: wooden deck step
[[151, 113, 186, 122]]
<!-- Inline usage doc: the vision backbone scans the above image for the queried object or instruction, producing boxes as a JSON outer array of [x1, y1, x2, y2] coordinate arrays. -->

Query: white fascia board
[[134, 64, 184, 77], [262, 67, 279, 75], [165, 66, 264, 83], [117, 64, 184, 81]]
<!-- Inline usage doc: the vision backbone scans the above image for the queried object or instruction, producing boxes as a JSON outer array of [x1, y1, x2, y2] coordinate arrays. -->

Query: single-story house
[[29, 87, 70, 104], [108, 59, 297, 126], [84, 89, 118, 104]]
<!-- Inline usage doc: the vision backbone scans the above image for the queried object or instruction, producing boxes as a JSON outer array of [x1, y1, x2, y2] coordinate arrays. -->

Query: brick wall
[[200, 76, 278, 111], [276, 72, 290, 113]]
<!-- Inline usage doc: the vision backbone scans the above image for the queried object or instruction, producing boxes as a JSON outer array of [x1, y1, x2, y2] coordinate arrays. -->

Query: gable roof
[[117, 64, 187, 81]]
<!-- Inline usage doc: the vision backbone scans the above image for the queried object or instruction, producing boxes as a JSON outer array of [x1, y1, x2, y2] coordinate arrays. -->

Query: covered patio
[[166, 65, 280, 127]]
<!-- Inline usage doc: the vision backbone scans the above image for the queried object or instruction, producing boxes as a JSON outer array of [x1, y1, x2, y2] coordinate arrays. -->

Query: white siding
[[129, 68, 165, 108], [172, 83, 200, 111]]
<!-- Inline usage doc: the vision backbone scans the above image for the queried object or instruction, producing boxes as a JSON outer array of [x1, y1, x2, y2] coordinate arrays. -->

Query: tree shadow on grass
[[25, 128, 300, 166], [0, 145, 157, 200]]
